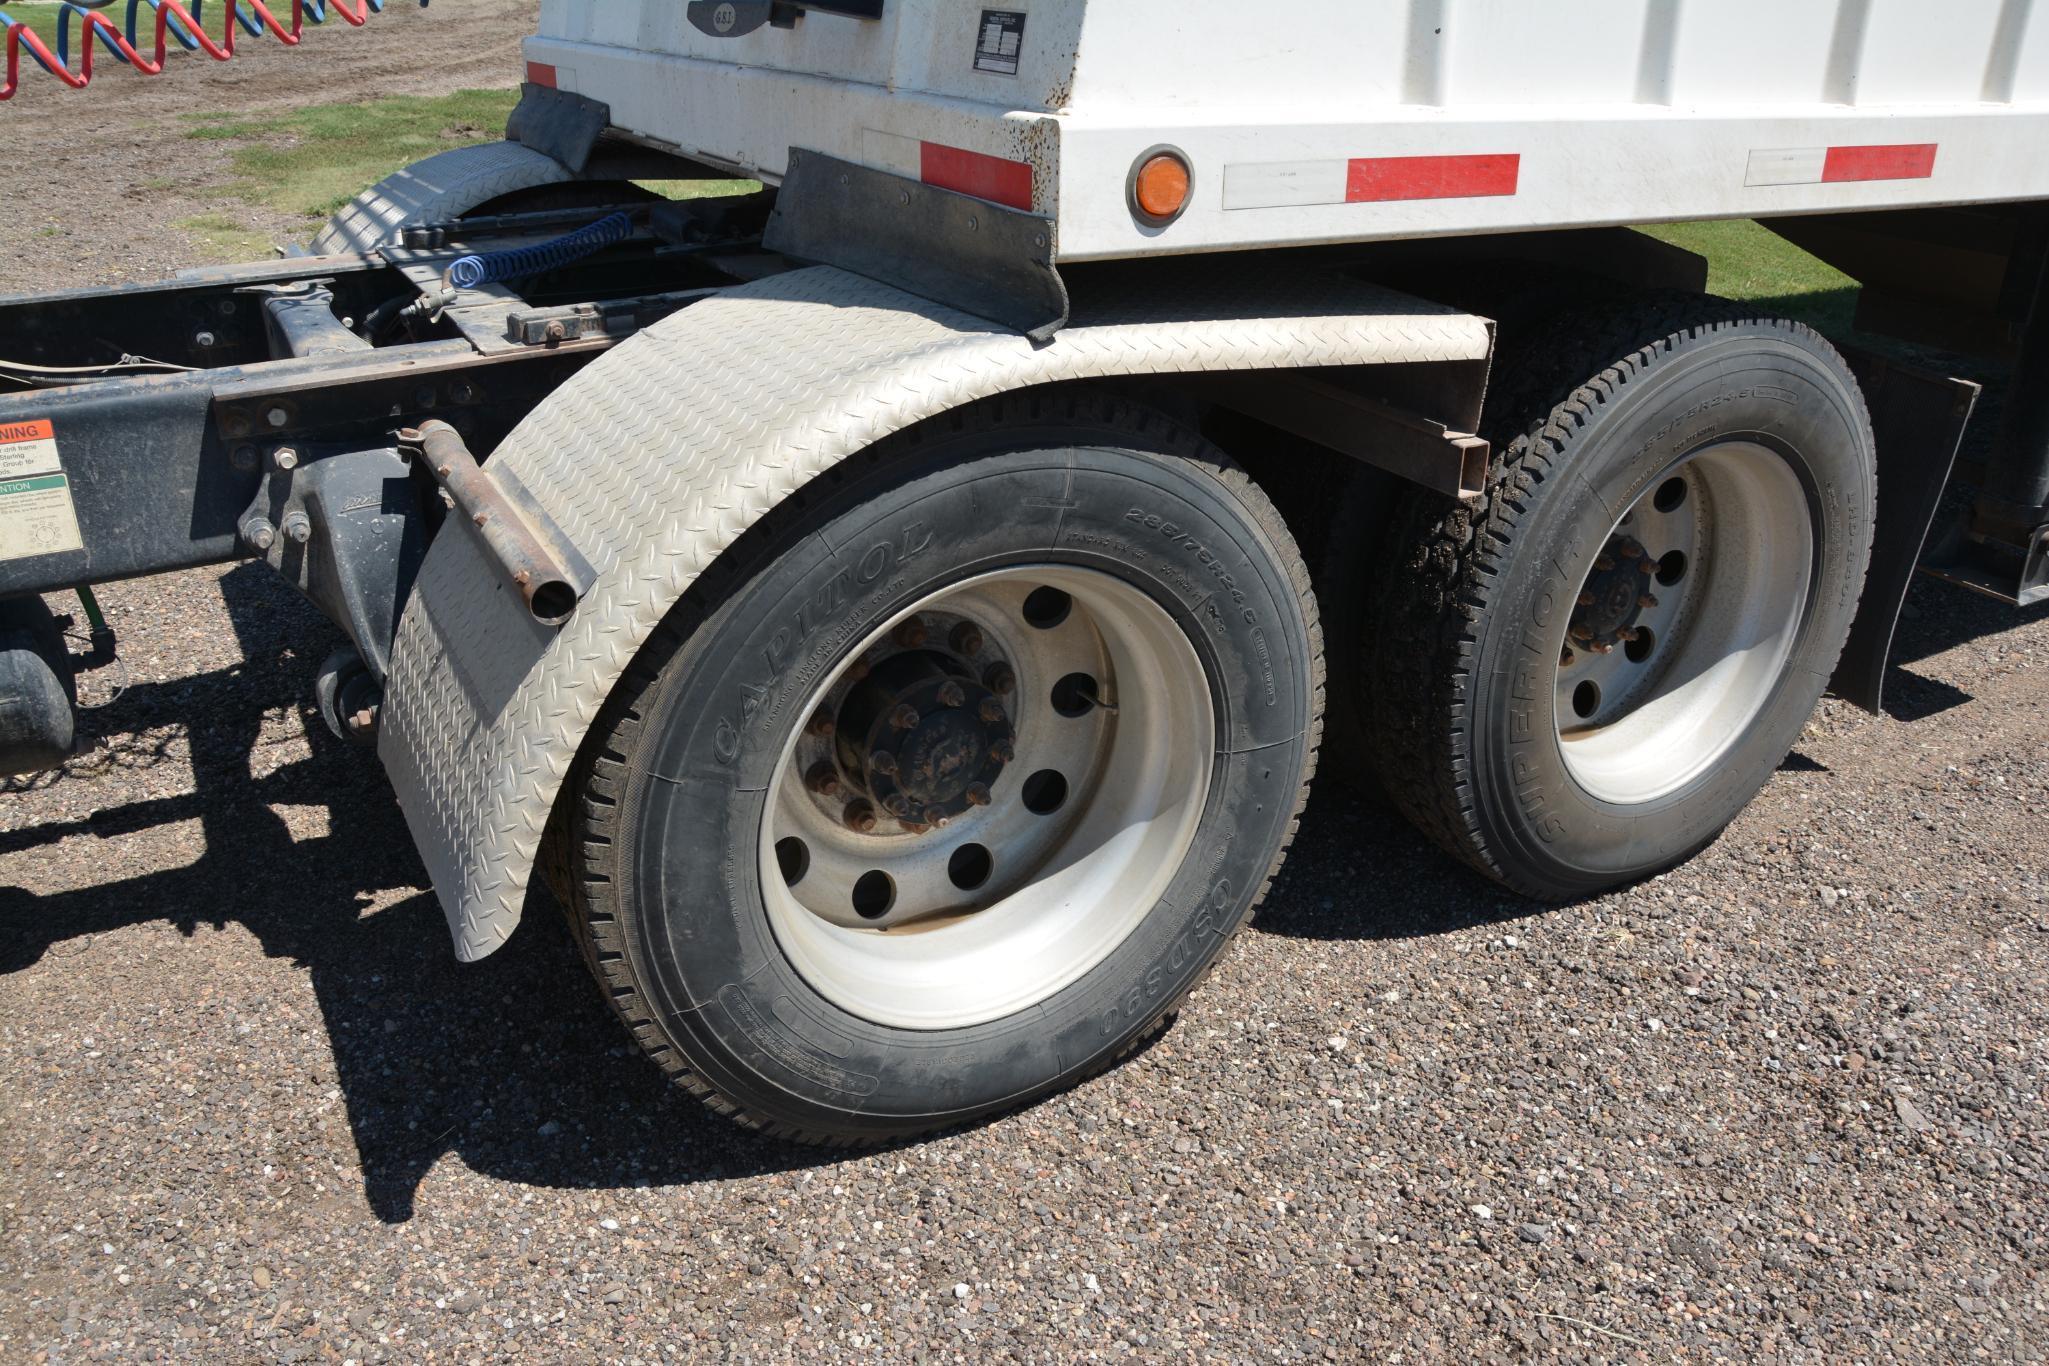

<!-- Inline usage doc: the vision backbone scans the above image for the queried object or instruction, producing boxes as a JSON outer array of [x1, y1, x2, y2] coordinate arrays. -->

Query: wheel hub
[[1566, 535, 1659, 659], [832, 640, 1015, 828]]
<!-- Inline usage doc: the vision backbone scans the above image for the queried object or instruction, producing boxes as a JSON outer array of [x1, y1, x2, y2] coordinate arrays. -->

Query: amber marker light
[[1131, 149, 1194, 226]]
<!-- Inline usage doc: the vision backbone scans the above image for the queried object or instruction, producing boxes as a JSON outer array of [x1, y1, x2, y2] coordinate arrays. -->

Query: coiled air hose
[[443, 212, 636, 291]]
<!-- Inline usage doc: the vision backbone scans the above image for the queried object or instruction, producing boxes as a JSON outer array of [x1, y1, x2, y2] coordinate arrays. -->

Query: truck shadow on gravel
[[0, 568, 826, 1223], [1, 560, 2038, 1223]]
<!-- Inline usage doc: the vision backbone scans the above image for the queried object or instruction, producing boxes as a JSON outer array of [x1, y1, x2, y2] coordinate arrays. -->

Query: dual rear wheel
[[557, 304, 1876, 1144]]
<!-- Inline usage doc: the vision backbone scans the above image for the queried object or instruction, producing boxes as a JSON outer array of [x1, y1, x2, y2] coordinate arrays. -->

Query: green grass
[[186, 88, 521, 222], [1638, 219, 1860, 336], [177, 212, 275, 262], [3, 4, 69, 49]]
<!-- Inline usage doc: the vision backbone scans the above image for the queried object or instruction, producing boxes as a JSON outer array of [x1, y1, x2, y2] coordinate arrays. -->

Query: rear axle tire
[[561, 394, 1322, 1144], [1362, 301, 1876, 900]]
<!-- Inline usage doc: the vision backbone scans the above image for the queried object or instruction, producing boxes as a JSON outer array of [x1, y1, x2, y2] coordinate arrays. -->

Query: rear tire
[[563, 394, 1322, 1143], [1363, 301, 1876, 899]]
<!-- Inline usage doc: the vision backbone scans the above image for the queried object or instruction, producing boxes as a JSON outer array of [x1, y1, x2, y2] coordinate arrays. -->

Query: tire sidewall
[[617, 433, 1313, 1136], [1466, 327, 1873, 892]]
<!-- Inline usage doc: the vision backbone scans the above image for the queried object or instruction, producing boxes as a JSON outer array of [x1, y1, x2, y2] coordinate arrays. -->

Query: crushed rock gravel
[[3, 8, 2047, 1359]]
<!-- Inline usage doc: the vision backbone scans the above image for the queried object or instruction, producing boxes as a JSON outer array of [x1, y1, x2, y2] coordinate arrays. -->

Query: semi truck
[[4, 0, 2045, 1144]]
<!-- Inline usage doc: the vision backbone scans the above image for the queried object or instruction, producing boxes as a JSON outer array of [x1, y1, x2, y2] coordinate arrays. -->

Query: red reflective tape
[[920, 142, 1034, 211], [1821, 143, 1936, 182], [526, 62, 558, 88], [1346, 153, 1520, 203]]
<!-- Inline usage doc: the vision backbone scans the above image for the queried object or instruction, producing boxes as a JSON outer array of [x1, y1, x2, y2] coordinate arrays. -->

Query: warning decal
[[974, 10, 1025, 76], [0, 419, 85, 563]]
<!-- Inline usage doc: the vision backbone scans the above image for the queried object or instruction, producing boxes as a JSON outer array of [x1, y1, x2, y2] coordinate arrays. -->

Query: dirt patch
[[6, 0, 537, 289]]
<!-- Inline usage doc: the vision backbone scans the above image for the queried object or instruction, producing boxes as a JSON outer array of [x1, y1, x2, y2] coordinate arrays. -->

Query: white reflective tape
[[1222, 159, 1351, 210], [861, 129, 925, 181], [1746, 147, 1830, 187]]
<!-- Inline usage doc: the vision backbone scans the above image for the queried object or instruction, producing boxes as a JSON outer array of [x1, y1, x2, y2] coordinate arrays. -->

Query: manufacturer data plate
[[974, 10, 1025, 76], [0, 419, 85, 563]]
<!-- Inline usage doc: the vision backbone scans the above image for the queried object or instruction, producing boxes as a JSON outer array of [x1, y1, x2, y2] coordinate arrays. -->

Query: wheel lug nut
[[950, 622, 984, 656], [892, 616, 928, 648], [1618, 627, 1639, 643], [1638, 559, 1657, 577], [990, 738, 1016, 764], [1619, 542, 1643, 559], [843, 800, 877, 834], [1595, 554, 1616, 571], [925, 806, 951, 829], [870, 750, 898, 776], [883, 794, 912, 819], [805, 761, 841, 796], [936, 680, 967, 709], [844, 657, 871, 682], [978, 698, 1006, 725], [1638, 593, 1659, 610], [1577, 592, 1596, 607], [889, 703, 920, 731], [965, 783, 992, 807], [806, 709, 835, 739], [983, 662, 1016, 696], [1560, 647, 1576, 667], [1589, 641, 1613, 655], [1568, 625, 1593, 643]]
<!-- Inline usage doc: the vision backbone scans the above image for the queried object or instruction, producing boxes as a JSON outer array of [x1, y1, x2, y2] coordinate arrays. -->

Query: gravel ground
[[4, 11, 2049, 1361]]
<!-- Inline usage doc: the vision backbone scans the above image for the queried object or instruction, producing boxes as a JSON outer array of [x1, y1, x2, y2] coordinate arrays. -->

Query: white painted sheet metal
[[525, 0, 2049, 261]]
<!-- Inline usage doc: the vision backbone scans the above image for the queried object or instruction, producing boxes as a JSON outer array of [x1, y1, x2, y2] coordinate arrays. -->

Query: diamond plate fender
[[379, 263, 1493, 961]]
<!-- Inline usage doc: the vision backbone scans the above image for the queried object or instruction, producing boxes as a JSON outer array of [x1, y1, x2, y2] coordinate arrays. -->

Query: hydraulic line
[[0, 0, 417, 101]]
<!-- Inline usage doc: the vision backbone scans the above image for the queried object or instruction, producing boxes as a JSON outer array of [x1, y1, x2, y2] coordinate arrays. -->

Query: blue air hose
[[444, 212, 635, 291]]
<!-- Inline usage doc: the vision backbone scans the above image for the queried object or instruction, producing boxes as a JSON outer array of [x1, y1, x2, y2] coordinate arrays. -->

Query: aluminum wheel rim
[[1555, 441, 1813, 805], [760, 566, 1215, 1030]]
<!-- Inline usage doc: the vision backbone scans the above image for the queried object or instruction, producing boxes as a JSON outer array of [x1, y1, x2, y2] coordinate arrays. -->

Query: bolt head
[[271, 447, 300, 472], [265, 407, 289, 429], [924, 807, 951, 829], [892, 616, 928, 648], [1638, 594, 1659, 610], [285, 518, 312, 545], [978, 698, 1006, 726], [348, 707, 378, 735], [983, 662, 1016, 696], [1619, 542, 1643, 559], [1638, 559, 1657, 576], [805, 709, 836, 739], [882, 794, 912, 819], [244, 520, 276, 552], [965, 783, 992, 807], [869, 750, 898, 776], [936, 681, 967, 709], [889, 703, 920, 731], [949, 622, 985, 656], [843, 658, 871, 683], [1559, 647, 1576, 668], [842, 800, 877, 834], [804, 761, 841, 797], [1594, 554, 1616, 571], [990, 739, 1016, 764], [1568, 625, 1593, 643], [1589, 641, 1613, 655], [1577, 591, 1596, 607]]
